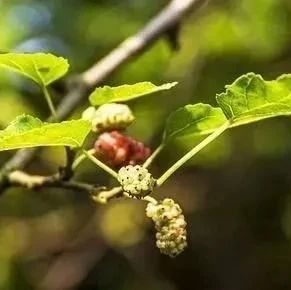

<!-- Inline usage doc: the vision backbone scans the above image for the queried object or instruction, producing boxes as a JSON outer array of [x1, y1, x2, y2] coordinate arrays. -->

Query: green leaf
[[89, 82, 177, 106], [0, 53, 69, 86], [0, 115, 91, 151], [163, 73, 291, 144], [163, 103, 227, 142], [216, 73, 291, 126]]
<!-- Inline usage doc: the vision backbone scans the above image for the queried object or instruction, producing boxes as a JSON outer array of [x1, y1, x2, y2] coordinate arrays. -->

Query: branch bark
[[8, 170, 103, 194], [7, 170, 123, 203], [0, 0, 206, 191]]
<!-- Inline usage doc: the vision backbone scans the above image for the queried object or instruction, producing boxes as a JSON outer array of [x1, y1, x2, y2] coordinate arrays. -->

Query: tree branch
[[0, 0, 206, 191], [7, 170, 123, 204], [81, 0, 205, 86], [7, 170, 103, 195]]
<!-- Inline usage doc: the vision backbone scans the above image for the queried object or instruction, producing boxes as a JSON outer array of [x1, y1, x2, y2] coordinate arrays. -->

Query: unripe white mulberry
[[92, 103, 134, 132], [146, 198, 187, 257], [117, 165, 156, 197], [82, 106, 96, 121]]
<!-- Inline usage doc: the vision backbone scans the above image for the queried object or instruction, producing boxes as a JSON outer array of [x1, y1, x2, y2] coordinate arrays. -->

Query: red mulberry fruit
[[94, 131, 151, 167]]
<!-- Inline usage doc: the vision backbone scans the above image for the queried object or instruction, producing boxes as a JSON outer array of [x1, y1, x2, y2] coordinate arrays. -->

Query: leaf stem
[[82, 149, 118, 179], [72, 149, 96, 170], [143, 144, 164, 168], [157, 121, 230, 186], [142, 195, 158, 204], [42, 86, 57, 120], [93, 186, 123, 204]]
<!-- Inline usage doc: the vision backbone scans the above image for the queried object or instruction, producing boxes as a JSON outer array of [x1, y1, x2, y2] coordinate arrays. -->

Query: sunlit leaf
[[0, 115, 90, 151], [216, 73, 291, 126], [0, 53, 69, 86], [164, 73, 291, 143], [89, 82, 177, 106], [163, 103, 227, 142]]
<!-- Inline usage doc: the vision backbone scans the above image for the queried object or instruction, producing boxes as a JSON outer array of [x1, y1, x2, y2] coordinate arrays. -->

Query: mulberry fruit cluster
[[146, 198, 187, 257], [82, 103, 134, 132], [117, 165, 156, 197], [94, 131, 151, 167]]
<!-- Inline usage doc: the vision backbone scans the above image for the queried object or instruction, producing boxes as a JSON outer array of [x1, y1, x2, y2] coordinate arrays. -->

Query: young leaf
[[216, 73, 291, 126], [0, 53, 69, 86], [89, 82, 177, 106], [163, 103, 227, 142], [0, 115, 91, 151]]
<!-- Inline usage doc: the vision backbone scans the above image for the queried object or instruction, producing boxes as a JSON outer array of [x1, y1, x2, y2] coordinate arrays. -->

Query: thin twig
[[92, 186, 123, 204], [81, 0, 205, 86], [72, 149, 96, 171], [82, 149, 118, 179], [142, 195, 158, 204], [8, 170, 103, 196], [59, 147, 76, 180], [143, 144, 165, 168]]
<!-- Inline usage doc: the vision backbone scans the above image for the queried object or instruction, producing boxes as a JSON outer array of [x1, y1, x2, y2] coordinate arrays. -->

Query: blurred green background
[[1, 0, 291, 289]]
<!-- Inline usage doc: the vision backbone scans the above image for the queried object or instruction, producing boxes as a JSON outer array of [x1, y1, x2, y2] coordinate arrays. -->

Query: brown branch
[[7, 170, 104, 195], [81, 0, 205, 87], [60, 147, 76, 180], [7, 170, 123, 204], [0, 0, 206, 191]]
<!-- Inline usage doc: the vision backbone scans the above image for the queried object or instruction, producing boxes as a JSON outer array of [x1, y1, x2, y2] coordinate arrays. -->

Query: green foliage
[[89, 82, 177, 106], [0, 115, 90, 151], [164, 73, 291, 142], [0, 53, 69, 87], [1, 0, 291, 286], [163, 103, 226, 141], [217, 73, 291, 126]]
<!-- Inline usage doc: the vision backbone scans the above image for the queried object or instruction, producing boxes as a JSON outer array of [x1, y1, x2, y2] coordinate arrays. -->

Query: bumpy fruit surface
[[94, 131, 151, 167], [92, 103, 134, 132], [118, 165, 156, 197], [146, 198, 187, 257]]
